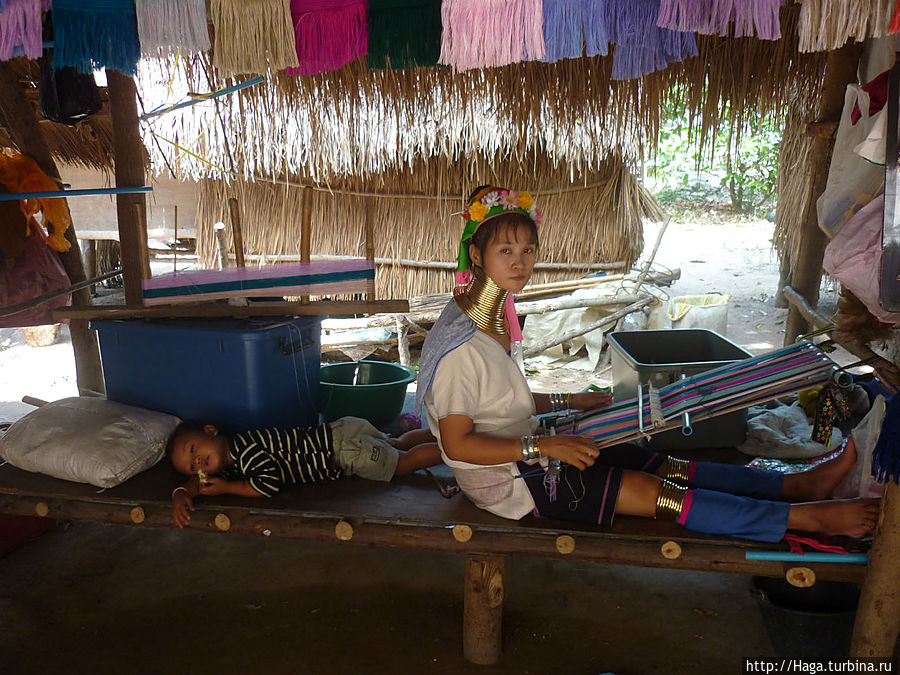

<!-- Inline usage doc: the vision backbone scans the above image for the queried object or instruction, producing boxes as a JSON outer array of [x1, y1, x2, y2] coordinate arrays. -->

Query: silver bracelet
[[520, 435, 540, 461], [550, 392, 571, 412], [172, 486, 190, 499]]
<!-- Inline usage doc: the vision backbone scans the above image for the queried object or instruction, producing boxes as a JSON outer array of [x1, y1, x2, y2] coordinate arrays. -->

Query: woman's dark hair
[[470, 212, 539, 268]]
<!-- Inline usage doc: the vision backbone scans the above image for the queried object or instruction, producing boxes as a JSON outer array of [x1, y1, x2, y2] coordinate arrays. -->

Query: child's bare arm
[[395, 442, 442, 475], [171, 476, 201, 528], [198, 477, 265, 497]]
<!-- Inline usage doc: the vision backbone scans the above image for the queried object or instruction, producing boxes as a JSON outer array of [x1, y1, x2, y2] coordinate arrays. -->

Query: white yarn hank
[[798, 0, 894, 53], [135, 0, 211, 57]]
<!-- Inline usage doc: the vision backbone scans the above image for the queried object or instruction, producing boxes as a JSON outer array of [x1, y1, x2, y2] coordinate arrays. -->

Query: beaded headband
[[454, 186, 542, 288]]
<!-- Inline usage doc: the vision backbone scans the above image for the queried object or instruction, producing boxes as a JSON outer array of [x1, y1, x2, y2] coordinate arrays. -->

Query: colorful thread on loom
[[50, 0, 140, 75], [134, 0, 211, 57], [210, 0, 298, 77], [604, 0, 697, 80], [439, 0, 545, 71], [0, 0, 49, 61], [557, 343, 839, 449], [656, 0, 782, 40], [368, 0, 441, 70], [287, 0, 368, 76]]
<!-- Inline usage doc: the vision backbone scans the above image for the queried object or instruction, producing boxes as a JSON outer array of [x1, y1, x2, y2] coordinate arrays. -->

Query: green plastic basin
[[318, 360, 417, 426]]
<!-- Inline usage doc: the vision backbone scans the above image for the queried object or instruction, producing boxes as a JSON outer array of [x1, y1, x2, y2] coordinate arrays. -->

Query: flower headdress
[[455, 186, 542, 289]]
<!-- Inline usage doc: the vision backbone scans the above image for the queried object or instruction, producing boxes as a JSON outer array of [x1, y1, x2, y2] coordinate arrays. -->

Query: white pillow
[[0, 397, 180, 488]]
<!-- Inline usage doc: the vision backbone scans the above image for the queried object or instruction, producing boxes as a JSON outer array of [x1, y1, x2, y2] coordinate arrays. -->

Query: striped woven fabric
[[142, 259, 374, 305]]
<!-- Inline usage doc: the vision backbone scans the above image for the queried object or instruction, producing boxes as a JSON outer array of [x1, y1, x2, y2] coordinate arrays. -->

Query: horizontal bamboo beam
[[53, 299, 410, 320], [0, 494, 866, 584]]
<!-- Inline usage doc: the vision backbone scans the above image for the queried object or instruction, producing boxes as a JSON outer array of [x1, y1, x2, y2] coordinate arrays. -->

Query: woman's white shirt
[[424, 330, 538, 519]]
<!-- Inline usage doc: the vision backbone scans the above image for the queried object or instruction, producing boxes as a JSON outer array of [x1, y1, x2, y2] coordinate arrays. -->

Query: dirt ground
[[0, 219, 859, 673]]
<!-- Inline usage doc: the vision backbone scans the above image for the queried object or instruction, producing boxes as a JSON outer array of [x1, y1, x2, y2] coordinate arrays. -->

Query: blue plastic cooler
[[91, 317, 321, 432]]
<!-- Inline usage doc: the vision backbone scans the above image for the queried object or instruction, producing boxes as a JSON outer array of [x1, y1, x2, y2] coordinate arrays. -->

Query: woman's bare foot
[[781, 437, 858, 502], [787, 498, 880, 538]]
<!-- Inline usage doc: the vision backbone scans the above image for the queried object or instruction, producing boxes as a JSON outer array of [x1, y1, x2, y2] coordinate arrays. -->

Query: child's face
[[170, 425, 229, 477]]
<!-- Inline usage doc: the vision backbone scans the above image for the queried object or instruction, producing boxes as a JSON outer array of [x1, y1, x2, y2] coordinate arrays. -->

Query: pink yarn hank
[[287, 0, 368, 76], [0, 0, 48, 61], [439, 0, 545, 71]]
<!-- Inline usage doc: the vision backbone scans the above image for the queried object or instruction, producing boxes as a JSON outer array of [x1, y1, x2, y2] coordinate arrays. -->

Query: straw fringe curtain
[[193, 154, 662, 299], [773, 105, 814, 272], [143, 4, 823, 186]]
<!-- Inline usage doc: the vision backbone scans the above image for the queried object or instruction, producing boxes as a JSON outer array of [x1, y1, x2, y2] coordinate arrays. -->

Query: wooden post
[[364, 197, 375, 302], [0, 62, 104, 394], [228, 197, 245, 267], [213, 222, 229, 270], [82, 240, 97, 295], [300, 186, 312, 304], [850, 483, 900, 657], [106, 69, 150, 306], [784, 42, 863, 344], [463, 555, 505, 665]]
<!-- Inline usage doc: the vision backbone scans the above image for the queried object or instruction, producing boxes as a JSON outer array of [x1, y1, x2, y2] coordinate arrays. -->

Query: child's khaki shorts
[[330, 416, 399, 482]]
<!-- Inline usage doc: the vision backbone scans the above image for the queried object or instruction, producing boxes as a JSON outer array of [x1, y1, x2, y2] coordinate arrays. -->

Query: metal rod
[[0, 186, 152, 201]]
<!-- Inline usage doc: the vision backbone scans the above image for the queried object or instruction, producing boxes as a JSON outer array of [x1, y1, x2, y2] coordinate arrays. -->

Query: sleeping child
[[168, 416, 440, 528]]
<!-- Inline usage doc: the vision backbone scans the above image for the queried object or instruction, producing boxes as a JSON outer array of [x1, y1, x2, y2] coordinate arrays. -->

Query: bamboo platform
[[0, 460, 869, 662]]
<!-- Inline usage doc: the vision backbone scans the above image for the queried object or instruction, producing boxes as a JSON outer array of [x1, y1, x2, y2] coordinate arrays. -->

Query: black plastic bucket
[[751, 576, 860, 659]]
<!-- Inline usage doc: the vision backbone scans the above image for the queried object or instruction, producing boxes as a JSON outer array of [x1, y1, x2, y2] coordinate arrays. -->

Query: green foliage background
[[645, 97, 783, 219]]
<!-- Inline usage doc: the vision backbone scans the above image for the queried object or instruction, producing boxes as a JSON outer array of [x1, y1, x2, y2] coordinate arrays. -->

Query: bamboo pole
[[523, 296, 656, 358], [784, 42, 863, 344], [106, 69, 150, 305], [300, 186, 312, 304], [0, 62, 104, 394], [365, 197, 375, 302], [850, 482, 900, 658], [463, 556, 505, 665], [228, 197, 245, 268]]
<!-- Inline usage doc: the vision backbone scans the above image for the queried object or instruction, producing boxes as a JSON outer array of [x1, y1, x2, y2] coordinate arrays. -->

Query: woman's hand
[[171, 489, 194, 528], [538, 435, 599, 470], [570, 391, 613, 411]]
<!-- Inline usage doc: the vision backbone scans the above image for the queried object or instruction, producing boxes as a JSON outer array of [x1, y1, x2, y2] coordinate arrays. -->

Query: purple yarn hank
[[606, 0, 697, 80]]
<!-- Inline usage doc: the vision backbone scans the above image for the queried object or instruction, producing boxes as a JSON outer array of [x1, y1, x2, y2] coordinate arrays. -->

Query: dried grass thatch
[[772, 104, 815, 271], [194, 153, 663, 299]]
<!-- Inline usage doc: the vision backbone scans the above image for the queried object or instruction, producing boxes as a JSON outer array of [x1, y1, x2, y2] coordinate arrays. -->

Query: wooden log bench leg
[[463, 554, 505, 665], [851, 482, 900, 657]]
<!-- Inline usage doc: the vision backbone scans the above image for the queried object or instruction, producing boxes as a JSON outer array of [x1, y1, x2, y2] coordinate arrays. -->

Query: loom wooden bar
[[851, 482, 900, 658], [0, 62, 104, 395], [463, 556, 505, 665], [228, 197, 245, 267], [53, 299, 410, 320], [300, 186, 312, 304], [784, 42, 863, 344], [106, 70, 150, 306]]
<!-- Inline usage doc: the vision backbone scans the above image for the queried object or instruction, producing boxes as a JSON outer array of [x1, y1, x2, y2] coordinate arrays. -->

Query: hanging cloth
[[210, 0, 299, 76], [0, 225, 71, 328], [656, 0, 782, 40], [368, 0, 439, 70], [134, 0, 210, 57], [541, 0, 609, 62], [439, 0, 545, 71], [50, 0, 140, 75], [0, 150, 72, 252], [871, 394, 900, 485], [38, 12, 102, 125], [0, 0, 50, 61], [605, 0, 697, 80], [798, 0, 894, 53], [890, 0, 900, 33], [286, 0, 367, 76]]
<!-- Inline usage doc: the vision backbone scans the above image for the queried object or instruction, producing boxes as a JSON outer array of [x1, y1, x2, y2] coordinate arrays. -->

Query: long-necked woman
[[416, 186, 877, 542]]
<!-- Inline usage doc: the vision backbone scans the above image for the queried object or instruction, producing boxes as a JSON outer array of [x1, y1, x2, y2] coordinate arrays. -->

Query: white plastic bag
[[832, 395, 887, 499]]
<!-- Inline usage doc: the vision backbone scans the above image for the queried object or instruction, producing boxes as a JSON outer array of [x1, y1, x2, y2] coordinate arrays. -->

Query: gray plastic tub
[[607, 329, 752, 449]]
